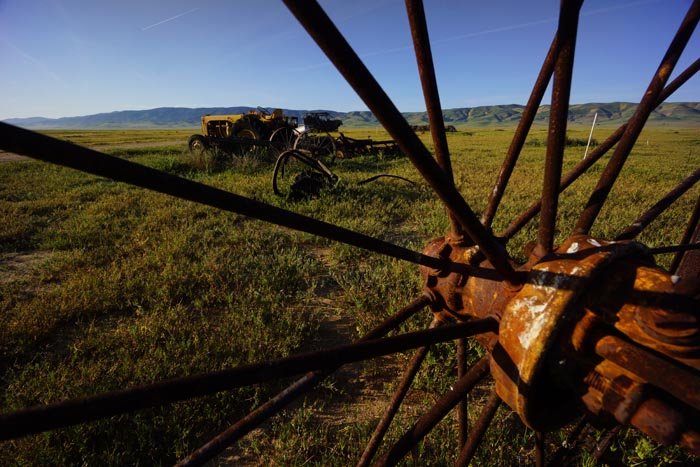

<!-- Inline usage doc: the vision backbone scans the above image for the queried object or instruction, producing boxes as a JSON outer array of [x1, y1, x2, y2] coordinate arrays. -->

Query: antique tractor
[[187, 107, 299, 156]]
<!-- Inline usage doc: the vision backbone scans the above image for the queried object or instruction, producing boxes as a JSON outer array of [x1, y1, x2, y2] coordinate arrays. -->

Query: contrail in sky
[[142, 7, 199, 31], [287, 0, 664, 72]]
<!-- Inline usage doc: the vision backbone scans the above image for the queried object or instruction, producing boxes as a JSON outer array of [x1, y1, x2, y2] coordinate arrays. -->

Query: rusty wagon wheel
[[294, 131, 338, 164], [1, 1, 699, 466]]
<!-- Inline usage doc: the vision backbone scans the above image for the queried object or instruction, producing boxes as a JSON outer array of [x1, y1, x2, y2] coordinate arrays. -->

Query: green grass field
[[1, 126, 697, 465]]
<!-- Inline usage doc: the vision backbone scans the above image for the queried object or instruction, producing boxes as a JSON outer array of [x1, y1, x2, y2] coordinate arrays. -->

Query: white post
[[583, 112, 598, 160]]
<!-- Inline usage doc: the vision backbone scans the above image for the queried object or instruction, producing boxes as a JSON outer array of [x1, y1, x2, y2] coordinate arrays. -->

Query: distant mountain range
[[4, 102, 699, 129]]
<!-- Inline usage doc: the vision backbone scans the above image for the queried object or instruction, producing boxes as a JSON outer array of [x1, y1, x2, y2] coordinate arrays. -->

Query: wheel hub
[[422, 235, 700, 453]]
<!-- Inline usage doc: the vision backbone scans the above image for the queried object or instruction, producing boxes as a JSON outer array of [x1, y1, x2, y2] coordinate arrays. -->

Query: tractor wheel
[[187, 135, 208, 155]]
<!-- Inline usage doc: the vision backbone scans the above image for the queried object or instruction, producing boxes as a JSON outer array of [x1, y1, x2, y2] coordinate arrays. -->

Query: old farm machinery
[[187, 107, 299, 158], [1, 0, 700, 466]]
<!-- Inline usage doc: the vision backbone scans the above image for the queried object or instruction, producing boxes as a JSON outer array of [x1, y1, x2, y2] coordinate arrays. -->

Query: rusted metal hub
[[421, 234, 700, 454]]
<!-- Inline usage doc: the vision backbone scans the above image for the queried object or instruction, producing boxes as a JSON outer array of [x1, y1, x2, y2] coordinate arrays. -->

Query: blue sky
[[0, 0, 698, 119]]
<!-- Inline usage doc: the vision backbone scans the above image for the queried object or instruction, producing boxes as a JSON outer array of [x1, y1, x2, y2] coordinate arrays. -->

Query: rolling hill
[[4, 102, 699, 129]]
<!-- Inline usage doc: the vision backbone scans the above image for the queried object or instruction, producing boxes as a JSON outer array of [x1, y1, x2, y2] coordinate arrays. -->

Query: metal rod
[[648, 242, 700, 255], [591, 426, 621, 462], [0, 122, 450, 273], [0, 317, 497, 441], [374, 357, 490, 466], [594, 334, 700, 412], [481, 35, 560, 228], [356, 318, 440, 467], [500, 58, 700, 241], [615, 168, 700, 240], [671, 196, 700, 273], [457, 337, 469, 448], [282, 0, 518, 283], [536, 0, 583, 256], [546, 417, 589, 467], [455, 389, 501, 467], [535, 431, 546, 467], [178, 296, 431, 467], [405, 0, 463, 238], [574, 0, 700, 235]]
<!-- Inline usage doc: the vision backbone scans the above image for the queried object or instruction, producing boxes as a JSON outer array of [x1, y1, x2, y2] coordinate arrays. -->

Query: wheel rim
[[0, 1, 699, 465]]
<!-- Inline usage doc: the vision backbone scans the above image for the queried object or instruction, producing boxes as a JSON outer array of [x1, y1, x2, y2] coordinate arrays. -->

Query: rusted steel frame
[[591, 426, 622, 462], [374, 357, 490, 466], [0, 122, 451, 273], [648, 242, 700, 255], [535, 431, 546, 467], [0, 317, 497, 441], [282, 0, 518, 283], [481, 35, 560, 228], [454, 389, 501, 467], [500, 58, 700, 241], [457, 337, 468, 447], [546, 417, 589, 467], [671, 196, 700, 273], [615, 168, 700, 240], [405, 0, 463, 238], [356, 318, 440, 467], [537, 0, 583, 256], [594, 334, 700, 412], [179, 296, 431, 467], [573, 0, 700, 235]]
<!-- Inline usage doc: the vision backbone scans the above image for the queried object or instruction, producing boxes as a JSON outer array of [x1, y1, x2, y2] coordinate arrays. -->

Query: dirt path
[[0, 139, 185, 163]]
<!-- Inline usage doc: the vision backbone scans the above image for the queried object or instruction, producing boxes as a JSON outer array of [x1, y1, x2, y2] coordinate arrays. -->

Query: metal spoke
[[615, 168, 700, 241], [536, 0, 583, 256], [482, 35, 560, 228], [457, 338, 469, 447], [591, 426, 622, 462], [649, 242, 700, 255], [357, 318, 440, 467], [546, 417, 589, 467], [454, 389, 501, 467], [500, 58, 700, 241], [535, 431, 545, 467], [374, 357, 490, 466], [0, 318, 497, 441], [574, 0, 700, 235], [178, 296, 430, 467], [0, 122, 454, 274], [405, 0, 463, 238], [282, 0, 517, 283], [671, 197, 700, 285]]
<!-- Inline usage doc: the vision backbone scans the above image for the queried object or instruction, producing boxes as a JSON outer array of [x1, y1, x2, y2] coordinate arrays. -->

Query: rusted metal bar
[[0, 317, 497, 441], [500, 58, 700, 241], [481, 35, 560, 228], [574, 0, 700, 235], [591, 426, 621, 462], [535, 431, 545, 467], [536, 0, 583, 256], [356, 318, 439, 467], [282, 0, 518, 283], [546, 417, 589, 467], [672, 198, 700, 297], [454, 389, 501, 467], [374, 357, 490, 466], [671, 196, 700, 273], [405, 0, 463, 238], [615, 168, 700, 240], [0, 122, 449, 273], [180, 297, 429, 466], [648, 242, 700, 255], [457, 337, 469, 448], [178, 296, 431, 467], [594, 334, 700, 412]]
